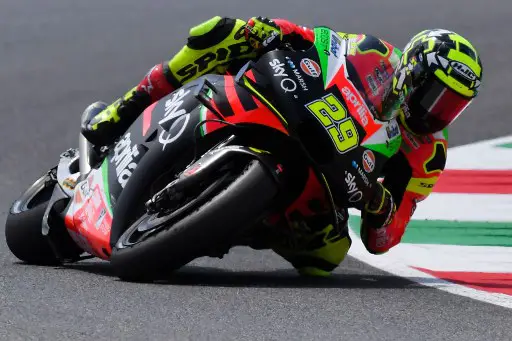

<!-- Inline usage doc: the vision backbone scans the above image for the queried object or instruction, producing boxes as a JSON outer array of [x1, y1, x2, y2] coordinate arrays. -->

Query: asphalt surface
[[1, 1, 511, 340]]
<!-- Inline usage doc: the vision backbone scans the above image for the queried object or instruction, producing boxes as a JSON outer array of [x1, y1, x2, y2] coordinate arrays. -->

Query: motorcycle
[[5, 27, 402, 280]]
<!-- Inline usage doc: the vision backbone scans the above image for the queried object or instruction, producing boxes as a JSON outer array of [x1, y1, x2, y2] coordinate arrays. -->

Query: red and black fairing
[[234, 48, 393, 209], [197, 75, 289, 136], [101, 33, 398, 246], [102, 73, 300, 247]]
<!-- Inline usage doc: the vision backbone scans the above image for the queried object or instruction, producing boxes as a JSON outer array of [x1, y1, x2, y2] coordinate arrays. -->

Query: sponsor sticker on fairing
[[111, 132, 140, 188], [345, 170, 363, 203], [386, 121, 400, 139], [330, 34, 341, 58], [159, 88, 191, 126], [351, 161, 371, 186], [269, 58, 298, 93], [341, 86, 370, 127], [300, 58, 321, 78], [362, 150, 376, 173]]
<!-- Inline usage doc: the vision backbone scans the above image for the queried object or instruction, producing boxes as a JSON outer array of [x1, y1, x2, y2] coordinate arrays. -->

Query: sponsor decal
[[269, 58, 298, 93], [159, 88, 190, 126], [63, 177, 77, 190], [375, 67, 385, 84], [319, 29, 329, 46], [450, 61, 477, 81], [95, 207, 106, 229], [79, 181, 92, 200], [374, 227, 389, 248], [386, 121, 400, 139], [285, 58, 296, 69], [175, 28, 252, 83], [362, 150, 376, 173], [402, 102, 412, 118], [351, 160, 371, 186], [158, 88, 191, 150], [366, 74, 379, 96], [347, 40, 357, 56], [262, 31, 279, 48], [374, 60, 391, 85], [292, 69, 308, 91], [280, 78, 297, 93], [410, 198, 418, 217], [275, 163, 284, 175], [111, 132, 140, 188], [300, 58, 321, 78], [345, 171, 363, 203], [140, 65, 157, 94], [403, 129, 420, 149], [159, 114, 190, 151], [269, 58, 287, 77], [420, 182, 434, 189], [285, 57, 309, 91], [341, 86, 370, 127], [330, 34, 341, 58]]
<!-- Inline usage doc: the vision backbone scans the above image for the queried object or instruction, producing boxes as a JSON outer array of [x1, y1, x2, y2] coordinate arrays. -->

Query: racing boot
[[81, 88, 151, 147], [273, 211, 352, 277]]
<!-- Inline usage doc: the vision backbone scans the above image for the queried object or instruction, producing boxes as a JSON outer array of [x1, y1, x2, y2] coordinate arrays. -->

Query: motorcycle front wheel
[[110, 159, 279, 281]]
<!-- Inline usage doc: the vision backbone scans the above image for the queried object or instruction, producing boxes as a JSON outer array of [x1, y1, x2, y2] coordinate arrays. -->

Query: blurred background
[[1, 1, 510, 340]]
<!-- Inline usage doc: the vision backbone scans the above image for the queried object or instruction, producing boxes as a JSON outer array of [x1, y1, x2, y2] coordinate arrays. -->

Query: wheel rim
[[10, 172, 56, 214], [116, 167, 235, 249]]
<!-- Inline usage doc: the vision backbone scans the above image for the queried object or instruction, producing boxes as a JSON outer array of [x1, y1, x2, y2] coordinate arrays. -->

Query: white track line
[[345, 136, 512, 308], [347, 228, 512, 309]]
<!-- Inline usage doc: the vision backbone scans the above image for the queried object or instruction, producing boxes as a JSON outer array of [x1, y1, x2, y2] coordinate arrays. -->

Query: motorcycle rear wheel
[[110, 159, 278, 281], [5, 172, 59, 265]]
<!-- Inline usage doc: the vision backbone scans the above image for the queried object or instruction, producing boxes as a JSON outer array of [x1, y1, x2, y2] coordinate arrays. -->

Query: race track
[[1, 1, 511, 340]]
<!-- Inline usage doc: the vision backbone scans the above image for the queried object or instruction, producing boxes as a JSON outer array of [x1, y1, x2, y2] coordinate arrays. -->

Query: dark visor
[[408, 78, 472, 133]]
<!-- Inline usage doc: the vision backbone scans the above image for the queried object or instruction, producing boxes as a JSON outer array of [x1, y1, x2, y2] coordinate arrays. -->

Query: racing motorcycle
[[5, 27, 402, 280]]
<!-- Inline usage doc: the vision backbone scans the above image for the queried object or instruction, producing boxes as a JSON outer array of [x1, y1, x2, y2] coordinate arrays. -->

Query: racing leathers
[[82, 16, 447, 275]]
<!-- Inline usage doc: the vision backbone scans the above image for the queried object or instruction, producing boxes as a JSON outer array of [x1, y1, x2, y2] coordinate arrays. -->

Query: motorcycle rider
[[82, 16, 483, 276]]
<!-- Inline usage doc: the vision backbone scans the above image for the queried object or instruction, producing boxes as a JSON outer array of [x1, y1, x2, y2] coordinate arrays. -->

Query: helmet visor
[[407, 77, 473, 133]]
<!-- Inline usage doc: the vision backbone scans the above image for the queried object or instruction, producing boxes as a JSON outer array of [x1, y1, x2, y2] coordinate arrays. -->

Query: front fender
[[178, 145, 288, 190]]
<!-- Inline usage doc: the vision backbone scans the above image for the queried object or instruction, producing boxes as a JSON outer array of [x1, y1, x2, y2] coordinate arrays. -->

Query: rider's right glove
[[363, 181, 396, 229], [244, 16, 283, 52]]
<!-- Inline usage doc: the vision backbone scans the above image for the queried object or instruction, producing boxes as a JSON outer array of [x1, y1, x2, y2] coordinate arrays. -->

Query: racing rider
[[81, 16, 483, 276]]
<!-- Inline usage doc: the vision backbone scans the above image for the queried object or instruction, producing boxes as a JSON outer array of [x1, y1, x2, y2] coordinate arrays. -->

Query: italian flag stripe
[[434, 169, 512, 194], [349, 136, 512, 302], [348, 216, 512, 246], [413, 267, 512, 296]]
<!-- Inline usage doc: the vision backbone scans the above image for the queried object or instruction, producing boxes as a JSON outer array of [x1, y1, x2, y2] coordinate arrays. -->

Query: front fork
[[78, 101, 108, 177], [41, 102, 108, 262]]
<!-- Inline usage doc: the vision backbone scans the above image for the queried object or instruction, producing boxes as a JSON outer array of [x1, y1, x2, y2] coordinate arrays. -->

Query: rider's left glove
[[244, 16, 283, 51]]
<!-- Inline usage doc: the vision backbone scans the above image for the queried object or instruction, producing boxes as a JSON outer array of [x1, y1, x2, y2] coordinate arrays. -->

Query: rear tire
[[5, 173, 59, 265], [110, 160, 278, 281]]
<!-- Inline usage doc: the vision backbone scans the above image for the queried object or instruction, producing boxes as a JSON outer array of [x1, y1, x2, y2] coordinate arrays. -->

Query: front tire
[[110, 160, 278, 281]]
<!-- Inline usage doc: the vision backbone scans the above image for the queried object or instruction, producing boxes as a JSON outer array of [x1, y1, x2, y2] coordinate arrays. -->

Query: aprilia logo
[[112, 132, 139, 188]]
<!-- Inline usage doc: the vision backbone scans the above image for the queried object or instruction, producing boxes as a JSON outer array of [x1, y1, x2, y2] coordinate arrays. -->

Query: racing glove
[[362, 181, 396, 229], [244, 16, 283, 51]]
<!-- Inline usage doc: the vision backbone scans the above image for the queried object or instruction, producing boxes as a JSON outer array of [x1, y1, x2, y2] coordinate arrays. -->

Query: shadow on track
[[56, 261, 434, 289]]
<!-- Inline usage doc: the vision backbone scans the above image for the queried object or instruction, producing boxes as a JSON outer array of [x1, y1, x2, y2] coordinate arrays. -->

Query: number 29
[[305, 93, 359, 154]]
